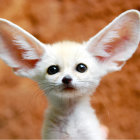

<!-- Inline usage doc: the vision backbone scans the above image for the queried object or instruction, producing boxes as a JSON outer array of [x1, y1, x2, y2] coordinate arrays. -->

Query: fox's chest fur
[[42, 97, 104, 140]]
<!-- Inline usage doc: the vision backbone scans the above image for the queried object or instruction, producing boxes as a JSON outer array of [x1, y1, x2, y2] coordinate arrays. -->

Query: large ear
[[86, 10, 140, 72], [0, 18, 45, 77]]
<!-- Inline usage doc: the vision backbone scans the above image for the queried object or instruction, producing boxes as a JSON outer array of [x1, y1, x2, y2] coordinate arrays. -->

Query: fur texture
[[0, 10, 139, 139]]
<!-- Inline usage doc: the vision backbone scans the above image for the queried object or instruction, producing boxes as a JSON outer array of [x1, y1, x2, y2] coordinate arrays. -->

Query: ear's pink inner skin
[[0, 28, 41, 69], [95, 25, 132, 62]]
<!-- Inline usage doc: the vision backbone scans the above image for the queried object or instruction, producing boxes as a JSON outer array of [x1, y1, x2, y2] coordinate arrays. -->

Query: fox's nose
[[62, 75, 72, 84]]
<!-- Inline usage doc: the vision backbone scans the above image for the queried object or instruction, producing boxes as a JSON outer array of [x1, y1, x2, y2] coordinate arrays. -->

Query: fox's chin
[[54, 89, 91, 99], [46, 85, 94, 98]]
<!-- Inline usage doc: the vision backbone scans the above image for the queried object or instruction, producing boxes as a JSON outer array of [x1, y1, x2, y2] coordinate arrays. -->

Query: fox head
[[0, 10, 139, 98]]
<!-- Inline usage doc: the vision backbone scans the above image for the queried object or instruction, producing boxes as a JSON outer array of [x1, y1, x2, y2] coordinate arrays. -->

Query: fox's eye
[[76, 63, 87, 73], [47, 65, 59, 75]]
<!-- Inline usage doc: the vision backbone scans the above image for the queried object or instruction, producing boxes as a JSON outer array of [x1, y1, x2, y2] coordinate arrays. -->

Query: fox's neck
[[47, 94, 91, 114], [42, 92, 102, 139]]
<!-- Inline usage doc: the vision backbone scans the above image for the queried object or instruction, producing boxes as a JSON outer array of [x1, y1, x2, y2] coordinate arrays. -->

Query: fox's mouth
[[63, 87, 75, 91], [62, 84, 76, 91]]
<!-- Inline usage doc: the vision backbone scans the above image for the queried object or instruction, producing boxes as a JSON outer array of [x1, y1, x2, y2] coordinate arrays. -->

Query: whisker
[[77, 80, 97, 84]]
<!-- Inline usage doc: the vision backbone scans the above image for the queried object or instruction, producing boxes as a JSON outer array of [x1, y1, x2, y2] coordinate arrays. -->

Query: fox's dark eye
[[47, 65, 59, 75], [76, 63, 87, 73]]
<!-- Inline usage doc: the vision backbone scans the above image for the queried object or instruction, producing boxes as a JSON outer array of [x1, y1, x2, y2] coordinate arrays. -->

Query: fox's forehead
[[41, 41, 95, 70], [51, 41, 85, 56], [45, 41, 92, 66]]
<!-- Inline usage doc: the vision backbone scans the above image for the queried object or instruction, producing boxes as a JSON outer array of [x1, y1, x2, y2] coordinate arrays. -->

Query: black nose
[[62, 76, 72, 84]]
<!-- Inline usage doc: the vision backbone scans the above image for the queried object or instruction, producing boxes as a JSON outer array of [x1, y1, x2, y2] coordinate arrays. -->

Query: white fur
[[42, 96, 104, 139], [0, 10, 139, 140], [13, 35, 40, 60]]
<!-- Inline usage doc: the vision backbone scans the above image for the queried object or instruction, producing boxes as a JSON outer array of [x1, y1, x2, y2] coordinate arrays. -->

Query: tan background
[[0, 0, 140, 139]]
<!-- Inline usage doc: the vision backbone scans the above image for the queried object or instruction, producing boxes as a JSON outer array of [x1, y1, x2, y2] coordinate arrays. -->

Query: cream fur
[[0, 10, 139, 140]]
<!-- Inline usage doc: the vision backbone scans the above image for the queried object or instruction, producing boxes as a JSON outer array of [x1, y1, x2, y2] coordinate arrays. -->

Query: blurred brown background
[[0, 0, 140, 139]]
